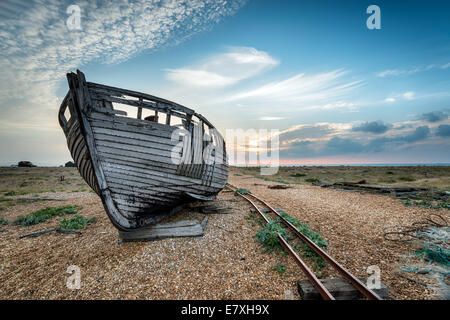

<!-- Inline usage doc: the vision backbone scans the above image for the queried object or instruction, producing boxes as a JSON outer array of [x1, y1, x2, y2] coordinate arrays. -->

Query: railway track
[[226, 183, 382, 300]]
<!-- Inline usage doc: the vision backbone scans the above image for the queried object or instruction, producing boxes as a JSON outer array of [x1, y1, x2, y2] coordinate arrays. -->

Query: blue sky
[[0, 0, 449, 165]]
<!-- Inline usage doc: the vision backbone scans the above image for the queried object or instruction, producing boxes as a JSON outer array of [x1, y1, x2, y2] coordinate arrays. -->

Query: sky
[[0, 0, 449, 166]]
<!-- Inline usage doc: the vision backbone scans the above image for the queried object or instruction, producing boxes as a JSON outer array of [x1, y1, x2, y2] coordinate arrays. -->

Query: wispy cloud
[[0, 0, 246, 129], [376, 63, 449, 77], [403, 91, 415, 100], [225, 69, 362, 104], [165, 47, 279, 87], [258, 116, 285, 121]]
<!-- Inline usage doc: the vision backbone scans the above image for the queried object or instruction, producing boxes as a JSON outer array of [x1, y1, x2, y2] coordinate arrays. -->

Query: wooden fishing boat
[[58, 70, 228, 232]]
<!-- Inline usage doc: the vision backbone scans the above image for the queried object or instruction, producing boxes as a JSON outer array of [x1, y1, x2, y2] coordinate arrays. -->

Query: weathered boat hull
[[59, 70, 228, 231]]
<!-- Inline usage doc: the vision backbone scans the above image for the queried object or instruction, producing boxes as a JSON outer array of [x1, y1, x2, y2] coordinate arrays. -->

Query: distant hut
[[18, 161, 36, 167], [65, 161, 76, 168]]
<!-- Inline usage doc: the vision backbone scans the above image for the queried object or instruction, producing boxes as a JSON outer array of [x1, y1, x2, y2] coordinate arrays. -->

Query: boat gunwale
[[86, 81, 216, 130]]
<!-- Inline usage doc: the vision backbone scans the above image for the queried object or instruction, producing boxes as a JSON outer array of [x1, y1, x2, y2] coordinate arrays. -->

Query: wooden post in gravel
[[118, 220, 204, 242], [297, 278, 389, 300]]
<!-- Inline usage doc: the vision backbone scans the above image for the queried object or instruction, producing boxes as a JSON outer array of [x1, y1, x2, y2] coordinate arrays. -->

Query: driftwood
[[118, 216, 209, 242], [297, 278, 389, 300], [19, 228, 82, 239], [324, 182, 449, 202], [395, 273, 428, 287], [267, 184, 291, 189], [200, 216, 209, 230], [331, 182, 428, 192], [16, 198, 65, 202]]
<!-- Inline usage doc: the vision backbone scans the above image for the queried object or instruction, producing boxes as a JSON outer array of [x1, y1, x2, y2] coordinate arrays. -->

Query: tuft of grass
[[14, 205, 82, 226], [254, 210, 329, 270], [4, 191, 17, 196], [399, 176, 416, 182], [0, 217, 8, 225], [0, 197, 15, 207], [290, 173, 306, 177], [401, 199, 450, 210], [378, 178, 396, 183], [235, 188, 251, 195], [278, 211, 328, 270], [60, 214, 95, 229], [305, 178, 320, 183], [245, 213, 256, 220], [273, 263, 286, 276], [279, 211, 328, 249], [255, 218, 289, 253]]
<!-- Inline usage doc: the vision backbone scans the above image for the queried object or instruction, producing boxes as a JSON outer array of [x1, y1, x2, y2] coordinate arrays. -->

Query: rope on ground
[[385, 213, 449, 270], [383, 213, 448, 242]]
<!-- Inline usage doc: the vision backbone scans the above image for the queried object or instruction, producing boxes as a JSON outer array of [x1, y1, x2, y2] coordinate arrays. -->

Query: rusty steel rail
[[227, 183, 382, 300], [226, 184, 334, 300]]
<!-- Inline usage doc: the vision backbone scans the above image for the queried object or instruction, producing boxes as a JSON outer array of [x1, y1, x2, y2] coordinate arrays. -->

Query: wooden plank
[[116, 203, 154, 214], [109, 186, 180, 203], [93, 132, 181, 154], [111, 192, 176, 205], [297, 278, 389, 300], [94, 138, 179, 159], [137, 98, 143, 119], [176, 128, 192, 175], [97, 153, 179, 172], [151, 220, 199, 229], [104, 171, 220, 195], [90, 117, 175, 139], [107, 177, 219, 200], [118, 222, 204, 242], [192, 121, 204, 178], [91, 126, 179, 147], [98, 152, 229, 180], [67, 125, 99, 193], [102, 162, 203, 185], [96, 145, 179, 165], [103, 164, 224, 190]]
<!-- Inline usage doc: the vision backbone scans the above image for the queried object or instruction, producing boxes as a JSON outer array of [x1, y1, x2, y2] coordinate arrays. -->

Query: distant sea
[[279, 163, 450, 167], [2, 162, 450, 167]]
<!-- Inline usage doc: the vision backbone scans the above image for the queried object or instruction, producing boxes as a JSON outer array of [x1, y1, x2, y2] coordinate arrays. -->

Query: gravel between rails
[[229, 173, 448, 300], [0, 171, 446, 299]]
